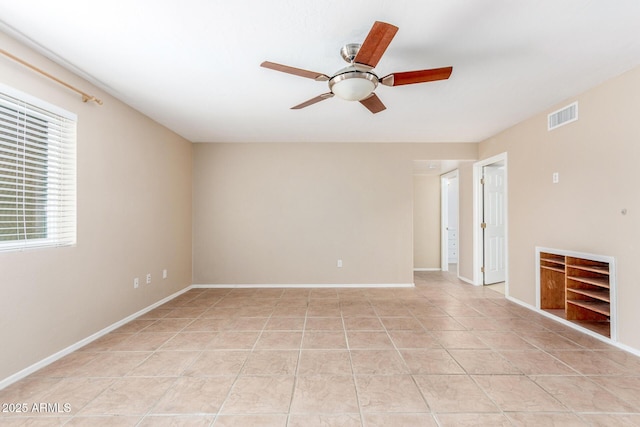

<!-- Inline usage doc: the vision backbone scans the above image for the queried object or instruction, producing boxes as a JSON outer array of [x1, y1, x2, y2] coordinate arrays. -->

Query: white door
[[447, 176, 459, 263], [447, 228, 458, 262], [440, 171, 459, 271], [483, 166, 505, 284]]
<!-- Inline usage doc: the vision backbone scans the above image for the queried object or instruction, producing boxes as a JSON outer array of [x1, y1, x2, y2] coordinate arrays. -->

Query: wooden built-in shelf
[[541, 265, 565, 273], [541, 256, 565, 265], [538, 249, 614, 339], [566, 288, 610, 302], [569, 265, 610, 275], [567, 300, 610, 317], [567, 275, 610, 289]]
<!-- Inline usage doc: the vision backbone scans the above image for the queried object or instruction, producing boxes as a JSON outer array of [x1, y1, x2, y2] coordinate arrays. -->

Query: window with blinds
[[0, 85, 76, 252]]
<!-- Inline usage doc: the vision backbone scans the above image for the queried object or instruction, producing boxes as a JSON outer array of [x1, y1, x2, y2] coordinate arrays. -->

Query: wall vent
[[548, 102, 578, 130]]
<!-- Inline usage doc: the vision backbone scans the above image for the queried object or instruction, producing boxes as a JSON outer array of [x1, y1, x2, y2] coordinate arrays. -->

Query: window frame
[[0, 83, 77, 252]]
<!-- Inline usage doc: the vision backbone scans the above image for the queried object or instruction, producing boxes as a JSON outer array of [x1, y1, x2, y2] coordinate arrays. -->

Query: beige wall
[[193, 143, 477, 286], [413, 175, 441, 269], [479, 65, 640, 351], [0, 33, 193, 381]]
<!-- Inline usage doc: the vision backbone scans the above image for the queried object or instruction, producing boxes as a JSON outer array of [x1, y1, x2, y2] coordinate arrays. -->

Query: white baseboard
[[413, 268, 441, 272], [505, 295, 640, 358], [192, 283, 415, 289], [0, 285, 193, 390]]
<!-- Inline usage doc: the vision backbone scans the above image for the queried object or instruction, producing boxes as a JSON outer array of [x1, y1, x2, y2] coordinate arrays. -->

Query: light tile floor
[[2, 271, 640, 426]]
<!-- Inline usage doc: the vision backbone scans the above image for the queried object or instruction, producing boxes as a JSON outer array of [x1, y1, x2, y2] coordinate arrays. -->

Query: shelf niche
[[538, 248, 615, 340]]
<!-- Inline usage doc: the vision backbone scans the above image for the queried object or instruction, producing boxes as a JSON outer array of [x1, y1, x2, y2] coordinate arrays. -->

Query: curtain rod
[[0, 49, 103, 105]]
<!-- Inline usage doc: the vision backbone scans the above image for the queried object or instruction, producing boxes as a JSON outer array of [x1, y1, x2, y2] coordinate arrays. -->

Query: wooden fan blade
[[291, 93, 334, 110], [353, 21, 399, 68], [359, 93, 386, 114], [261, 61, 330, 81], [381, 66, 453, 86]]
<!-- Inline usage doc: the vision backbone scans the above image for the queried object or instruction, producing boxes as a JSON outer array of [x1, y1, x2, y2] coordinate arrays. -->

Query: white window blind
[[0, 85, 77, 252]]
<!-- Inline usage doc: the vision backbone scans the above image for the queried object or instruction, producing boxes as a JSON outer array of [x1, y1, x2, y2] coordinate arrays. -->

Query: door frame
[[473, 152, 508, 289], [440, 170, 459, 273]]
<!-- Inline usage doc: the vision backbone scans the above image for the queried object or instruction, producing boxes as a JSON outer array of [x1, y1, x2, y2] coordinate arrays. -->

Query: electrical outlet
[[134, 278, 139, 289], [552, 172, 559, 183], [337, 259, 343, 268], [162, 269, 167, 279], [146, 273, 151, 284]]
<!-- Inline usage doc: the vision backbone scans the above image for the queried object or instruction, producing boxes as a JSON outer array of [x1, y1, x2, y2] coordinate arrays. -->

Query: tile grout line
[[341, 297, 366, 427], [138, 290, 226, 426], [286, 294, 309, 426]]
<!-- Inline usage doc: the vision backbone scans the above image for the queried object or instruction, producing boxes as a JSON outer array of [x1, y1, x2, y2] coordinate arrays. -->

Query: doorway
[[473, 153, 508, 288]]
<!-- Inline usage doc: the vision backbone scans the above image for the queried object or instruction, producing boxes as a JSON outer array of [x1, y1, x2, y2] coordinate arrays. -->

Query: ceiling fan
[[261, 21, 453, 114]]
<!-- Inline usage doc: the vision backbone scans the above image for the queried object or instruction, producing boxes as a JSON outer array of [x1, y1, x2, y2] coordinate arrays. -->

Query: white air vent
[[548, 102, 578, 130]]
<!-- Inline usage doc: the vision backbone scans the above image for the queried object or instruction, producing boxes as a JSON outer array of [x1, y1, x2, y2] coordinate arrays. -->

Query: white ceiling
[[2, 1, 640, 144]]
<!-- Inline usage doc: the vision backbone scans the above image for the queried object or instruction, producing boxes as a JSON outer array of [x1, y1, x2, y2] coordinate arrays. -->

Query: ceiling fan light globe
[[329, 71, 378, 101]]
